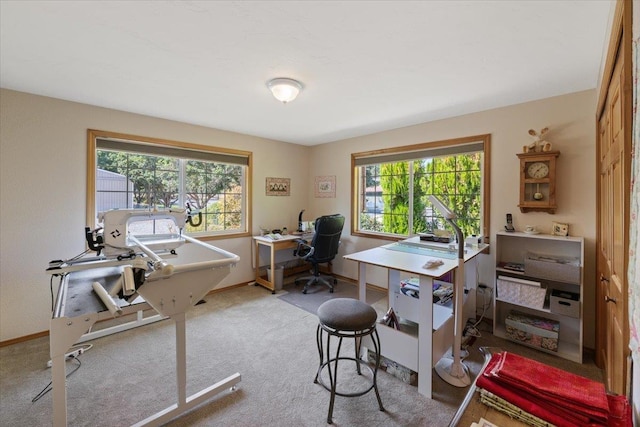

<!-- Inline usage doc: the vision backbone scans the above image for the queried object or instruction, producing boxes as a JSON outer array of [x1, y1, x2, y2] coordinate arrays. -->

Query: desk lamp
[[428, 195, 471, 387]]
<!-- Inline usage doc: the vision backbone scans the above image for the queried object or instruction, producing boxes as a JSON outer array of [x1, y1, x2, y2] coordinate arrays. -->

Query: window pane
[[184, 161, 243, 233], [97, 150, 180, 210], [95, 136, 248, 238], [356, 152, 483, 238]]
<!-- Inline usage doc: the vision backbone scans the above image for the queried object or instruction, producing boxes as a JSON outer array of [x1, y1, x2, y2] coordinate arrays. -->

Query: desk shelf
[[372, 323, 419, 372], [365, 275, 459, 376]]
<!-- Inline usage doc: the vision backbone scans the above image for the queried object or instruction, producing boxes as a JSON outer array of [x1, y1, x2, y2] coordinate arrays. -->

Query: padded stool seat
[[314, 298, 384, 424], [317, 298, 378, 331]]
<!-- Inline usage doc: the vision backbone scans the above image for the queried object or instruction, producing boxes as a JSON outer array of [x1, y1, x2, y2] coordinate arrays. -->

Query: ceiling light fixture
[[267, 78, 302, 103]]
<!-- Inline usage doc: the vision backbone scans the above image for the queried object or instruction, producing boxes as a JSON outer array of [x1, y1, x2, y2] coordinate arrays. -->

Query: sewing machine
[[47, 208, 241, 426]]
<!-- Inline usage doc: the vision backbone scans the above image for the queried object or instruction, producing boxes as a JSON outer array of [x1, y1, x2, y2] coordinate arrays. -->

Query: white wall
[[0, 88, 597, 348], [0, 88, 310, 342], [307, 89, 598, 349]]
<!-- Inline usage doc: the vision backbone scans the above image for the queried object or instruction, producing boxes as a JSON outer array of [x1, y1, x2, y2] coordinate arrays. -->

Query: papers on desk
[[265, 233, 283, 240], [423, 259, 444, 269]]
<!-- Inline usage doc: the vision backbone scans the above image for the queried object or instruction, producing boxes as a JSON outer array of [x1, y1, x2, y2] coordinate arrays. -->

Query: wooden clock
[[517, 151, 560, 213]]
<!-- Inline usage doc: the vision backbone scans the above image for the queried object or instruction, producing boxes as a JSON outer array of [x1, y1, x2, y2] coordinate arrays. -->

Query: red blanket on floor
[[475, 352, 631, 427]]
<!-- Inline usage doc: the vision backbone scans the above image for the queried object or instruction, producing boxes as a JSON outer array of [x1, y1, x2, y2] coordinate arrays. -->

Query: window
[[352, 134, 490, 240], [87, 130, 252, 239]]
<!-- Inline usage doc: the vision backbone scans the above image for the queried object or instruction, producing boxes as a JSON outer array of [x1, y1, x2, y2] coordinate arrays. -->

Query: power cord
[[49, 274, 58, 312], [33, 344, 93, 403], [468, 285, 494, 338], [32, 356, 81, 403], [45, 344, 92, 368]]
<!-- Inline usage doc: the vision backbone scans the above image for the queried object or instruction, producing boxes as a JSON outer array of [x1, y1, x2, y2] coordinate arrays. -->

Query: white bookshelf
[[493, 231, 584, 363]]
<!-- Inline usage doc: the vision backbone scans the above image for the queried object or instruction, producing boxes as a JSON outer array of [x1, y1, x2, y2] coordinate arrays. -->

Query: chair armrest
[[294, 240, 314, 260]]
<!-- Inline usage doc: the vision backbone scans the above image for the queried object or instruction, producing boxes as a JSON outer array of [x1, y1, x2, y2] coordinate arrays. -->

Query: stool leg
[[371, 328, 385, 412], [354, 335, 362, 375], [315, 325, 325, 383], [327, 335, 344, 424]]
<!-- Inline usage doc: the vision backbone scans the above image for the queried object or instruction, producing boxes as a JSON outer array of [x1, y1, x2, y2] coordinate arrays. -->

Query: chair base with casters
[[294, 263, 336, 294], [314, 298, 385, 424]]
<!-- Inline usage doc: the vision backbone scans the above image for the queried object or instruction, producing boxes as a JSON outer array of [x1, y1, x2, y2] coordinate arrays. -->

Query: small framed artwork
[[552, 221, 569, 236], [266, 177, 290, 196], [315, 175, 336, 198]]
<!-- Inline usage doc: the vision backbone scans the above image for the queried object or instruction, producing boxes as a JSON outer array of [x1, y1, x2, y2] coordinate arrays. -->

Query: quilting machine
[[46, 208, 241, 427]]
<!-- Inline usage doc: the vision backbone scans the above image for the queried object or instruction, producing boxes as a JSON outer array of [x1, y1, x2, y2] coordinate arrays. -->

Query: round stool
[[315, 298, 384, 424]]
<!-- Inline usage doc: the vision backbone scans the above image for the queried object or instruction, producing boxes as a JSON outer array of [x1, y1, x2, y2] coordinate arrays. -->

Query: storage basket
[[550, 289, 580, 318], [505, 310, 559, 352], [497, 276, 546, 309], [524, 252, 580, 284]]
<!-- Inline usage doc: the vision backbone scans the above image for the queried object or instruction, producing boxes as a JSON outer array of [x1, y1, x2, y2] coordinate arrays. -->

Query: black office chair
[[294, 214, 345, 294]]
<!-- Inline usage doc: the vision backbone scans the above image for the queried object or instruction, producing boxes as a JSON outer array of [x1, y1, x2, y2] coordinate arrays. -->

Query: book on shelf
[[499, 262, 524, 272]]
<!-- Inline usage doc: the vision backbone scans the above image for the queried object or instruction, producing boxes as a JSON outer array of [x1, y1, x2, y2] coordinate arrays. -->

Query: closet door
[[596, 1, 631, 396]]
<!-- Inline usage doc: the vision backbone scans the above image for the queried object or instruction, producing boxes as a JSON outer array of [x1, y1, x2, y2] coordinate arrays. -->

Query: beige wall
[[0, 88, 310, 342], [308, 89, 597, 348], [0, 88, 597, 349]]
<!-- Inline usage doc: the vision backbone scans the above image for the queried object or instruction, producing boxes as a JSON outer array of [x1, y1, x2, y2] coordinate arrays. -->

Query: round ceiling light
[[267, 78, 302, 103]]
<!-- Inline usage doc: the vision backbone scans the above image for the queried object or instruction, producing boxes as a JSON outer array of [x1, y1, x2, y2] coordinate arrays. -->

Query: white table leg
[[418, 275, 434, 398], [358, 262, 367, 301], [175, 312, 187, 404]]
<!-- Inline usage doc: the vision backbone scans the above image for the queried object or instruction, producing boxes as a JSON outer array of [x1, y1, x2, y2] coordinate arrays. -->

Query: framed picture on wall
[[266, 177, 290, 196], [315, 175, 336, 198]]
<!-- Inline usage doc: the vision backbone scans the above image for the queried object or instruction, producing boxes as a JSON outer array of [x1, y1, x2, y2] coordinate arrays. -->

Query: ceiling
[[0, 1, 612, 146]]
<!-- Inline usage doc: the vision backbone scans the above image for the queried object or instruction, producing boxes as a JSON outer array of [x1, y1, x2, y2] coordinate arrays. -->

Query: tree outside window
[[353, 135, 489, 240], [90, 130, 251, 238]]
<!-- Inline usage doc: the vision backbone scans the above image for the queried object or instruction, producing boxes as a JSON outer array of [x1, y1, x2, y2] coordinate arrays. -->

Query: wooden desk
[[253, 235, 302, 293], [344, 237, 487, 398]]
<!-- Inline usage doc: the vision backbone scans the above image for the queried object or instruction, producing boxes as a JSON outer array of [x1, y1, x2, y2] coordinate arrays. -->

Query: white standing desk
[[343, 237, 487, 398]]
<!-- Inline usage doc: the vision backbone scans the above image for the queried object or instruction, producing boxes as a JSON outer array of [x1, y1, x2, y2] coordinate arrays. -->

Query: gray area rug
[[277, 280, 386, 315]]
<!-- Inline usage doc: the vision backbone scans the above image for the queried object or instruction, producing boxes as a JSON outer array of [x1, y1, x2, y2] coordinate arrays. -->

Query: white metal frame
[[49, 237, 241, 426]]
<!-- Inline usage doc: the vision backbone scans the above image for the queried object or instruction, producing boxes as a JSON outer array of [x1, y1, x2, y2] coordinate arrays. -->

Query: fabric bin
[[497, 276, 546, 309], [550, 289, 580, 318], [505, 310, 559, 352], [524, 252, 580, 284]]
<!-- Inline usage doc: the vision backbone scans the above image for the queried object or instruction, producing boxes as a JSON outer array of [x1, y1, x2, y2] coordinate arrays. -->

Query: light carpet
[[0, 283, 603, 427]]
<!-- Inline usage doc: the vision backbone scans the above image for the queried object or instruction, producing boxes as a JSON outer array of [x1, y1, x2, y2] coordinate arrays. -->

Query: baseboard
[[0, 330, 49, 348]]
